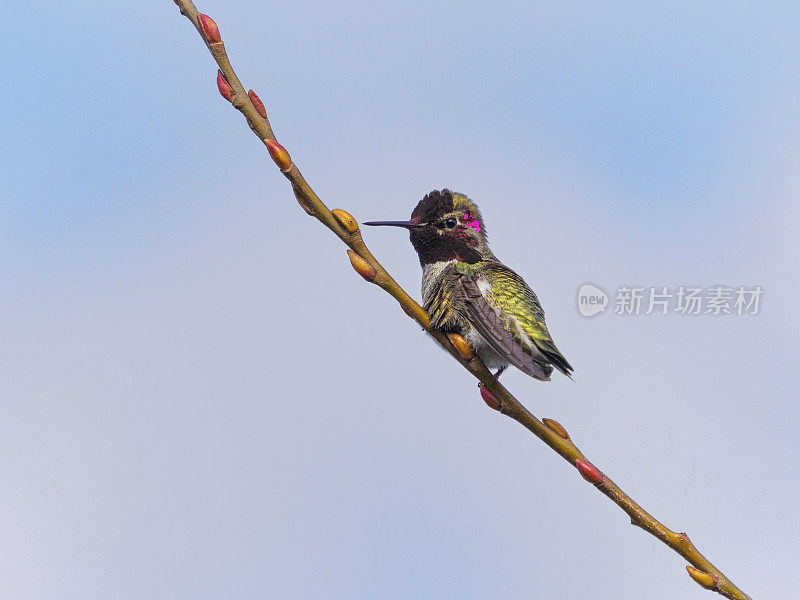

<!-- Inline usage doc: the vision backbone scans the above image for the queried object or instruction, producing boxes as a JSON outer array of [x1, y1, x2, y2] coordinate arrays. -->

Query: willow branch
[[172, 3, 752, 599]]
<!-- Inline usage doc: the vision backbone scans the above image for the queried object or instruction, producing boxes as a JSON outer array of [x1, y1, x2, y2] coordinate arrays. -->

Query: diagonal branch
[[171, 3, 752, 599]]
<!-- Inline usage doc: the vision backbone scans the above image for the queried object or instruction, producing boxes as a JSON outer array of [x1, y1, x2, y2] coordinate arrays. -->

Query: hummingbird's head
[[364, 189, 492, 266]]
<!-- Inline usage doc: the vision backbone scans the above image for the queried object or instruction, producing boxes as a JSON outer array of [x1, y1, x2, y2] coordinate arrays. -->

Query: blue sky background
[[2, 1, 799, 598]]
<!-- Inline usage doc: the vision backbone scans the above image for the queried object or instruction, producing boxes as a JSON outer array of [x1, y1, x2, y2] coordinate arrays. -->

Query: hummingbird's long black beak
[[362, 220, 427, 229]]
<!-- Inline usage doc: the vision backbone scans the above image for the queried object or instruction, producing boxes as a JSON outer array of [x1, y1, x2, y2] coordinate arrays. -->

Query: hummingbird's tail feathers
[[545, 350, 574, 379], [533, 338, 574, 379]]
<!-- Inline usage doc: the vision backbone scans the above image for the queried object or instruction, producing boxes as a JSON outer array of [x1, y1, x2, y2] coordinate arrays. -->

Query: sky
[[2, 1, 799, 598]]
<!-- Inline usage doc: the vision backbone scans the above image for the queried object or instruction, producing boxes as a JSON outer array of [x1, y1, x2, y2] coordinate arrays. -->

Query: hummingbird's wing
[[457, 261, 573, 380]]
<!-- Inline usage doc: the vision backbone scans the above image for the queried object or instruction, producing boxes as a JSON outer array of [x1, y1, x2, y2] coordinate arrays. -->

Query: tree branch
[[171, 3, 752, 598]]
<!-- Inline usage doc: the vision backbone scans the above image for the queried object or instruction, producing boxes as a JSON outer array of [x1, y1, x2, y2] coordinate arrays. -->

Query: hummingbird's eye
[[445, 218, 457, 229]]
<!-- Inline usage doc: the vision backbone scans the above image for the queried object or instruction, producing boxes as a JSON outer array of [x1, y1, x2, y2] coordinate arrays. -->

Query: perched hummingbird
[[364, 189, 572, 381]]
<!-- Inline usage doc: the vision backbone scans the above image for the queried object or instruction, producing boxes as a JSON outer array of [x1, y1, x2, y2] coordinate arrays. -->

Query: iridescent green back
[[455, 260, 573, 377]]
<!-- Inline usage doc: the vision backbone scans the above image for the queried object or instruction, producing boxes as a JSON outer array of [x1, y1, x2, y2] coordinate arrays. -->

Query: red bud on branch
[[347, 250, 377, 282], [686, 566, 718, 590], [197, 13, 221, 44], [332, 209, 359, 234], [264, 139, 293, 171], [575, 459, 604, 485], [216, 70, 234, 102], [479, 383, 501, 411], [248, 90, 268, 119], [447, 333, 474, 360], [543, 418, 570, 440]]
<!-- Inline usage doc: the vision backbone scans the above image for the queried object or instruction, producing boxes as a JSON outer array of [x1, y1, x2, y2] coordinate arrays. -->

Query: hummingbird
[[364, 189, 572, 381]]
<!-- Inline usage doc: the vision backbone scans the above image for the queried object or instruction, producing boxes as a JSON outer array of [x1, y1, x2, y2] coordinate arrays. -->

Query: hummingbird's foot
[[490, 365, 508, 383]]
